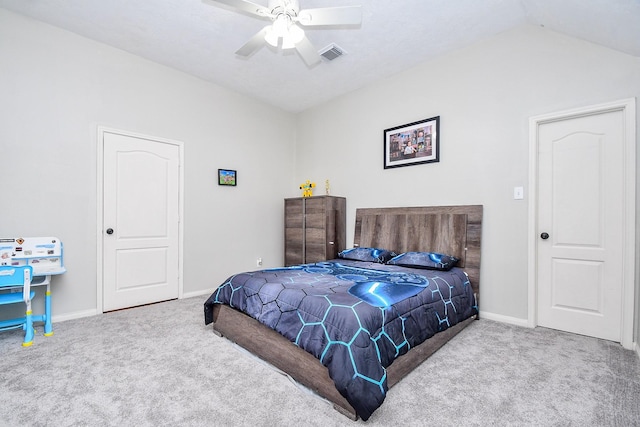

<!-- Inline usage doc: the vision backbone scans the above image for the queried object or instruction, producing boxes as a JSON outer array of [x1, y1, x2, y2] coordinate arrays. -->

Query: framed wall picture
[[218, 169, 237, 186], [383, 116, 440, 169]]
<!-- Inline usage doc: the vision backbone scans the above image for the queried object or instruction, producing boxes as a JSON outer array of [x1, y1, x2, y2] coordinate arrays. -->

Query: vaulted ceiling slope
[[1, 0, 638, 113]]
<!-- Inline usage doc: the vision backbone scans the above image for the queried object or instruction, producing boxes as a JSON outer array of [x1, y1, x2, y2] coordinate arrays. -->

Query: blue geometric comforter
[[203, 260, 477, 421]]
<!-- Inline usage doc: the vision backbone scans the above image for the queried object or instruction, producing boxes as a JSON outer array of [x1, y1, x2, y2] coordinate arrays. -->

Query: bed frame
[[210, 205, 483, 420]]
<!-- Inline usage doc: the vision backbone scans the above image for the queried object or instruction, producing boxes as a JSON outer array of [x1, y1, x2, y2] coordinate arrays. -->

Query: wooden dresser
[[284, 196, 346, 266]]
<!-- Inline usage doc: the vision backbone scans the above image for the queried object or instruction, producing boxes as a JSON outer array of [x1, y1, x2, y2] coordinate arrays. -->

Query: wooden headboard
[[353, 205, 482, 298]]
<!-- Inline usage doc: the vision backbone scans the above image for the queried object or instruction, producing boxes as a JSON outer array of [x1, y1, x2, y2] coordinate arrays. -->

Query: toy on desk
[[299, 180, 316, 197], [0, 237, 65, 346], [325, 179, 330, 195]]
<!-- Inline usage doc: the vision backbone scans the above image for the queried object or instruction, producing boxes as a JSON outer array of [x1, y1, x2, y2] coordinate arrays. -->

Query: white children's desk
[[0, 237, 65, 337]]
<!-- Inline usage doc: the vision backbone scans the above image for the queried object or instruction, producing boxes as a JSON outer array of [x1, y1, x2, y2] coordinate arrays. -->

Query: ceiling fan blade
[[203, 0, 272, 19], [235, 26, 269, 56], [297, 6, 362, 26], [295, 35, 321, 67]]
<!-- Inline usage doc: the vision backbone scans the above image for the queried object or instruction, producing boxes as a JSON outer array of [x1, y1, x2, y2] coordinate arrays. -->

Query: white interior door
[[102, 130, 180, 312], [536, 109, 625, 342]]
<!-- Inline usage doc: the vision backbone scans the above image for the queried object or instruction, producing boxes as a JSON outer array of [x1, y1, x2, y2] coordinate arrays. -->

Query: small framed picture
[[384, 116, 440, 169], [218, 169, 237, 186]]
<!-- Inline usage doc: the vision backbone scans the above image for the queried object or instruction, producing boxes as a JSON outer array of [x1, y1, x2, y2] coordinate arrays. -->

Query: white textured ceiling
[[1, 0, 639, 113]]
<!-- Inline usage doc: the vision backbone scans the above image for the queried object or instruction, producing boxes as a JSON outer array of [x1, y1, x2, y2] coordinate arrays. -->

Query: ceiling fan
[[204, 0, 362, 66]]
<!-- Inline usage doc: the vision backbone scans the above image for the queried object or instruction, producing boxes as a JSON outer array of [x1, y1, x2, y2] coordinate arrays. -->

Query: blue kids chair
[[0, 265, 35, 347]]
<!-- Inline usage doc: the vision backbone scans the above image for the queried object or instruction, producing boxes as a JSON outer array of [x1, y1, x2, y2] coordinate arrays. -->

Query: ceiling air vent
[[319, 44, 345, 61]]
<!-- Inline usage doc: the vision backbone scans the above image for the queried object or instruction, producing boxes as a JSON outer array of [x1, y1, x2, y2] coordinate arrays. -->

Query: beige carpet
[[0, 296, 638, 426]]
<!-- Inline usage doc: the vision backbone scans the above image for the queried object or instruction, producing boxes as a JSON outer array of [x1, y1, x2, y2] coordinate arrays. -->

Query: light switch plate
[[514, 186, 524, 200]]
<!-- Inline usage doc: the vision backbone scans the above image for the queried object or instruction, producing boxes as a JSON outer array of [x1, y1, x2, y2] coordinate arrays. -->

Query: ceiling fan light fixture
[[265, 14, 304, 49], [272, 14, 289, 37], [264, 26, 279, 47], [282, 24, 304, 49]]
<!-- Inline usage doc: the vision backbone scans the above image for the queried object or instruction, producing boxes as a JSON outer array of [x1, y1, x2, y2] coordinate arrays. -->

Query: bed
[[204, 205, 482, 420]]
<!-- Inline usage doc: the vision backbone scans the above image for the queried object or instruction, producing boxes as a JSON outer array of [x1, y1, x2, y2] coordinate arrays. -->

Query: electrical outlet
[[256, 257, 263, 267]]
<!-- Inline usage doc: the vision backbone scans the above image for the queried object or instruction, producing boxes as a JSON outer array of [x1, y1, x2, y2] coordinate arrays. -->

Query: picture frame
[[218, 169, 237, 186], [383, 116, 440, 169]]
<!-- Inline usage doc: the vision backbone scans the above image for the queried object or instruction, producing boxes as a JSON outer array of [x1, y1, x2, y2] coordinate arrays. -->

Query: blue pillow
[[387, 252, 459, 271], [338, 247, 396, 264]]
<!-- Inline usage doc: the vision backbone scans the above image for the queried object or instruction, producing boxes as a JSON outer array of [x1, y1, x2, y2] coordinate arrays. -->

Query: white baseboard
[[182, 288, 215, 299], [52, 309, 99, 323], [479, 310, 530, 328], [50, 291, 214, 323], [481, 313, 640, 358]]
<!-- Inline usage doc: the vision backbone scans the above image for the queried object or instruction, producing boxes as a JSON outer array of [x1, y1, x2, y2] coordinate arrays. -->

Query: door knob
[[540, 232, 549, 240], [106, 228, 114, 235]]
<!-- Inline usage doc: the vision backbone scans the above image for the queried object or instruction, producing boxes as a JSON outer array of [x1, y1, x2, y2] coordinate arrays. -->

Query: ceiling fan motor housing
[[268, 0, 300, 17]]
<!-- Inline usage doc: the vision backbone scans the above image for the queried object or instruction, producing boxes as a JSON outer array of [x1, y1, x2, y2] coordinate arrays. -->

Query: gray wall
[[295, 25, 640, 341], [0, 9, 296, 318]]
